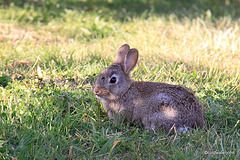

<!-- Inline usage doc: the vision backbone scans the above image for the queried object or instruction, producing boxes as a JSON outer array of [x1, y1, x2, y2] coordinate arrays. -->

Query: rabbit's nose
[[93, 86, 100, 95]]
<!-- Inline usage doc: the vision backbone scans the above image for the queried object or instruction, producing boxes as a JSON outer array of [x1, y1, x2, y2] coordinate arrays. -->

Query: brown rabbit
[[93, 44, 205, 133]]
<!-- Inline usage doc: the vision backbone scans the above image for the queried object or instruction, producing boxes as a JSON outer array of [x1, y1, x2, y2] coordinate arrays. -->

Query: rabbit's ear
[[113, 44, 130, 64], [124, 48, 138, 74]]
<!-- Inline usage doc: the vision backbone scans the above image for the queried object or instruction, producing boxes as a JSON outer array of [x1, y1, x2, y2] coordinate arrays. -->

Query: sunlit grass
[[0, 0, 239, 159]]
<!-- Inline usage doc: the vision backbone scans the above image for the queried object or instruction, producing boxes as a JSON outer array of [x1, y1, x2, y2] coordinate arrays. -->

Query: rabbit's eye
[[109, 77, 117, 83]]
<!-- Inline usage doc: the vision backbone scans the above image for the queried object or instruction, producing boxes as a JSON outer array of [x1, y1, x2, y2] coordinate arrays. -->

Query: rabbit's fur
[[93, 44, 205, 132]]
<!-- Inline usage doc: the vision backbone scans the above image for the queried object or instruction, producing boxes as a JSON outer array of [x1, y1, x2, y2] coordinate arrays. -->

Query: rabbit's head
[[93, 44, 138, 100]]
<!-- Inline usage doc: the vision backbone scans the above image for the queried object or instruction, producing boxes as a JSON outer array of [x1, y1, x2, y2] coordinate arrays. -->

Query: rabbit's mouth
[[95, 95, 104, 101], [93, 85, 118, 100], [93, 85, 110, 98]]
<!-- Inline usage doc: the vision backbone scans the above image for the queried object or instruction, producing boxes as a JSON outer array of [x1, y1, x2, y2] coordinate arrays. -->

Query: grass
[[0, 0, 239, 159]]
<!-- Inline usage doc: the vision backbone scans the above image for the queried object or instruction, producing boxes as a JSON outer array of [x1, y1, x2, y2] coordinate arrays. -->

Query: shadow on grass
[[2, 0, 240, 23]]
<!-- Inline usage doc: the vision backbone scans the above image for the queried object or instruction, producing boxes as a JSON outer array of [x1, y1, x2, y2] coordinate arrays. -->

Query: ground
[[0, 0, 239, 159]]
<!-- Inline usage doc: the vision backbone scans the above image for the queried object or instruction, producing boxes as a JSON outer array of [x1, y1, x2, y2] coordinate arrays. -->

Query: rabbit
[[93, 44, 205, 133]]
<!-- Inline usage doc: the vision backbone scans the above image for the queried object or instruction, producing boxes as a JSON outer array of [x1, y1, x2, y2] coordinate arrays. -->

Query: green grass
[[0, 0, 239, 159]]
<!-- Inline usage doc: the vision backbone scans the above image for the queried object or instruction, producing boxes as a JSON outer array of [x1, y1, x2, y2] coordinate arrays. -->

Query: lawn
[[0, 0, 239, 159]]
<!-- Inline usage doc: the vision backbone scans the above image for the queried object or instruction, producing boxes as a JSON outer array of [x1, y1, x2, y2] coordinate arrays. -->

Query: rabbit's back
[[121, 81, 205, 131]]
